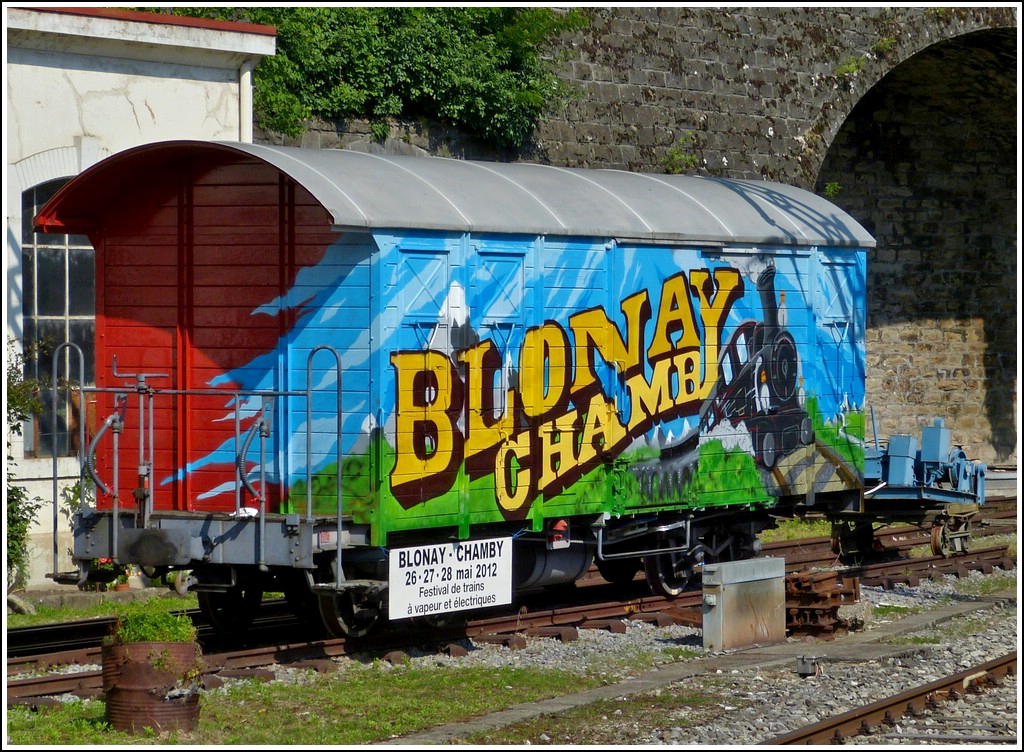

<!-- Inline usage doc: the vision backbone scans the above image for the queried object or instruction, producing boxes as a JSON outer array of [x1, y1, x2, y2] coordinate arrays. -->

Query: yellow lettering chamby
[[390, 350, 458, 480], [538, 410, 580, 491], [458, 341, 516, 461], [673, 349, 704, 402], [568, 290, 651, 395], [647, 273, 701, 360], [689, 267, 744, 394], [520, 323, 570, 419], [576, 392, 628, 467], [494, 432, 532, 513], [625, 356, 676, 432]]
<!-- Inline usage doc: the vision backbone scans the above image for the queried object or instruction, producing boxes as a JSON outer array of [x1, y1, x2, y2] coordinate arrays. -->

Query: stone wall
[[271, 6, 1017, 464]]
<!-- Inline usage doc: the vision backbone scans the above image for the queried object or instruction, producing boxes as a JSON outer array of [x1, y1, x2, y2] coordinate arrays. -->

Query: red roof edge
[[18, 6, 277, 37]]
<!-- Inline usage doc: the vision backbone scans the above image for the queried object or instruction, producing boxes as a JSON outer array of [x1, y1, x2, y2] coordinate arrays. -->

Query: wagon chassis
[[47, 343, 393, 635]]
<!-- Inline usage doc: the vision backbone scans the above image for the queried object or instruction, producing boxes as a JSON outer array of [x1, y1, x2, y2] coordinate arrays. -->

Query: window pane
[[36, 230, 65, 247], [35, 179, 62, 206], [21, 248, 35, 318], [21, 190, 34, 244], [33, 181, 66, 246], [68, 319, 96, 384], [20, 178, 94, 458], [33, 388, 73, 458], [21, 319, 38, 381], [35, 248, 66, 315], [32, 319, 67, 382], [68, 249, 95, 315]]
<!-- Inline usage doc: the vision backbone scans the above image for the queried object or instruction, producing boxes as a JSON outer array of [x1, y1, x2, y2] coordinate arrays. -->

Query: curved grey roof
[[36, 140, 875, 248], [225, 142, 874, 247]]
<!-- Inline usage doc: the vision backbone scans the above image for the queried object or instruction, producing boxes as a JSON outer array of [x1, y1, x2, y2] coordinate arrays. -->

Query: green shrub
[[6, 338, 43, 588], [661, 132, 701, 174], [135, 7, 589, 148], [107, 602, 198, 644]]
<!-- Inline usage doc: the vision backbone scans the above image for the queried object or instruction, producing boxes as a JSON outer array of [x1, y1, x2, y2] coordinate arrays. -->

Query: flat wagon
[[36, 140, 879, 636]]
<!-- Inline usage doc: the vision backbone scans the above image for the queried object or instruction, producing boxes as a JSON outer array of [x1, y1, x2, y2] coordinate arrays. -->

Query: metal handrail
[[306, 346, 344, 589], [60, 348, 346, 581]]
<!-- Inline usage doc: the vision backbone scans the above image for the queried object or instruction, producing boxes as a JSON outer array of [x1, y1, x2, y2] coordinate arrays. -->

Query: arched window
[[21, 178, 96, 458]]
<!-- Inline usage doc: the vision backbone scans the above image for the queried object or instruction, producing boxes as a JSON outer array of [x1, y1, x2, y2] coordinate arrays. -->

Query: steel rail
[[763, 652, 1017, 745]]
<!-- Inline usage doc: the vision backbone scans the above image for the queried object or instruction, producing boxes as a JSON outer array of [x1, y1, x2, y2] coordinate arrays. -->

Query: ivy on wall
[[137, 6, 588, 148]]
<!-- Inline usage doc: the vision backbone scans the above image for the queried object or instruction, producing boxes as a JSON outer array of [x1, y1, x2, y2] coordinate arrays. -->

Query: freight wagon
[[35, 140, 882, 636]]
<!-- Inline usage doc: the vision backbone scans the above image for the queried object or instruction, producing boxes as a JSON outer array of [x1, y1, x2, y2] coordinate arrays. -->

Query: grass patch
[[871, 604, 921, 620], [952, 570, 1017, 597], [7, 592, 199, 629], [7, 663, 600, 746], [457, 685, 726, 745], [886, 634, 941, 645], [937, 616, 996, 641], [760, 517, 832, 543], [885, 611, 1015, 647], [662, 646, 703, 661]]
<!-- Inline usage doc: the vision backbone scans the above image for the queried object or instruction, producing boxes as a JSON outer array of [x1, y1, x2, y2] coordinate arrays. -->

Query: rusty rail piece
[[763, 651, 1017, 745], [785, 571, 859, 640]]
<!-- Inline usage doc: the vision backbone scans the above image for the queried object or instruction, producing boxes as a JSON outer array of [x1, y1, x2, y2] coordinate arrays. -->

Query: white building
[[4, 6, 276, 589]]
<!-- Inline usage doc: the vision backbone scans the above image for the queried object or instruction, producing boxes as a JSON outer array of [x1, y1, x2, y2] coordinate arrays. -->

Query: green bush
[[6, 338, 43, 588], [107, 602, 198, 644]]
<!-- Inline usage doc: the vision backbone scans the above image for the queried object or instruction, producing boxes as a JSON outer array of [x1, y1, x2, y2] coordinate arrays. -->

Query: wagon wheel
[[319, 586, 382, 639], [418, 611, 467, 630], [644, 542, 694, 598], [595, 556, 642, 585], [930, 523, 951, 557], [282, 571, 324, 631], [950, 517, 972, 554], [830, 522, 875, 560], [830, 522, 847, 556], [197, 584, 264, 634]]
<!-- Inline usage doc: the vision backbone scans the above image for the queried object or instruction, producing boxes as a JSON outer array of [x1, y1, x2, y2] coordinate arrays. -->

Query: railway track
[[8, 494, 1016, 708], [8, 538, 1015, 703], [765, 652, 1018, 745]]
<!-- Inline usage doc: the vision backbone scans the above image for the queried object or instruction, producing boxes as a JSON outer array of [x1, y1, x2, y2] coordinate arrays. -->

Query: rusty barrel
[[102, 641, 202, 733]]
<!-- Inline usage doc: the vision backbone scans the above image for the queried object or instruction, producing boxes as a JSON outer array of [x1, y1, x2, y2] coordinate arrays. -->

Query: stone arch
[[792, 10, 1017, 188], [815, 28, 1017, 464]]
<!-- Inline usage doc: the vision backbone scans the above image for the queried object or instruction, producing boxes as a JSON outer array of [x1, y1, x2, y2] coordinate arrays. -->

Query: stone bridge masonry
[[281, 6, 1018, 465]]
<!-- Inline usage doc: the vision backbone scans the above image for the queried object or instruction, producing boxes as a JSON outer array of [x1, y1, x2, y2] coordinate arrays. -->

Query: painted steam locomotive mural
[[34, 140, 897, 637], [201, 235, 865, 527]]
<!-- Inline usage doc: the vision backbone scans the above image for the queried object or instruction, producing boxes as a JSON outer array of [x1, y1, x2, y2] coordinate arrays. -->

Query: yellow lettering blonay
[[647, 273, 701, 360], [390, 350, 458, 480], [458, 341, 516, 461], [520, 323, 570, 418]]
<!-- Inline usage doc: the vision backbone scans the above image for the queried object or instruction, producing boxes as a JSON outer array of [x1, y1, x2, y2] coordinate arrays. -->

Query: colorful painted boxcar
[[36, 140, 875, 636]]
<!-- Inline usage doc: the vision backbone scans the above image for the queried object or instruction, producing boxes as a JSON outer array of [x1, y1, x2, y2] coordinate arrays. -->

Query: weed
[[871, 37, 897, 56], [871, 604, 921, 620], [887, 634, 941, 645], [834, 56, 865, 79], [823, 182, 843, 200], [661, 132, 701, 174]]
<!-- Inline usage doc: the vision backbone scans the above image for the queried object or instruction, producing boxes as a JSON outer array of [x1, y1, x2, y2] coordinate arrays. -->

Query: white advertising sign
[[388, 537, 513, 620]]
